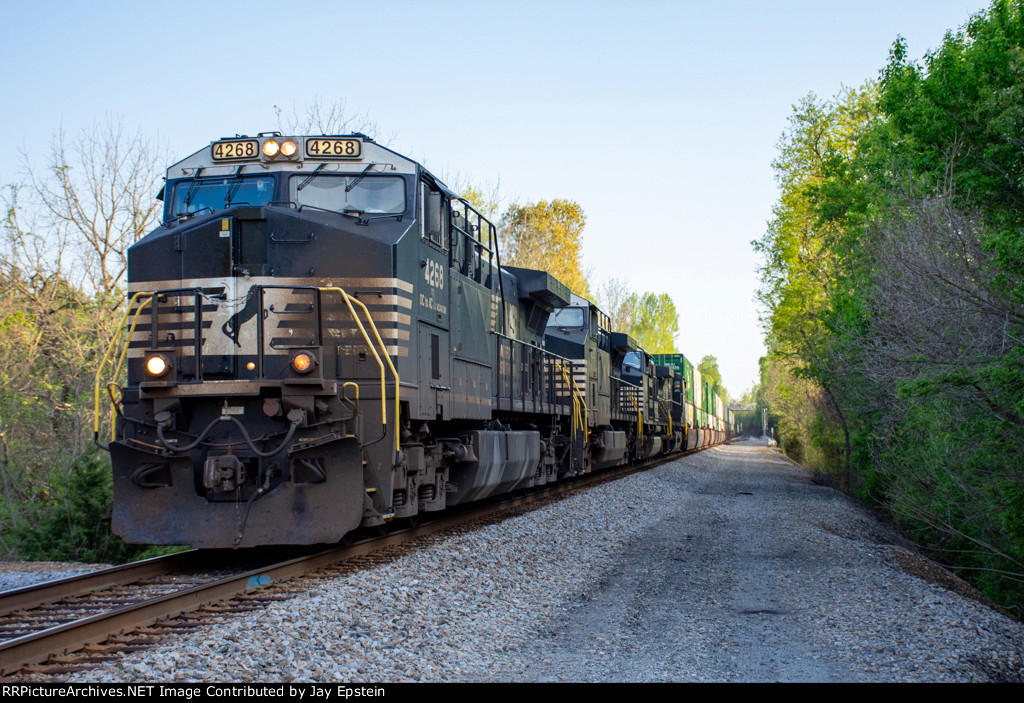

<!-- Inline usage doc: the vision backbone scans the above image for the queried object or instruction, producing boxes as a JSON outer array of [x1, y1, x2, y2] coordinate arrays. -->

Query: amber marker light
[[291, 352, 315, 374], [281, 140, 297, 157], [246, 361, 256, 371], [146, 354, 170, 377], [262, 140, 280, 157]]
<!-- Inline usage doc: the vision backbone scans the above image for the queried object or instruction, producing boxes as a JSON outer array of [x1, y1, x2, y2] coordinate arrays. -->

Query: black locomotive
[[96, 133, 729, 549]]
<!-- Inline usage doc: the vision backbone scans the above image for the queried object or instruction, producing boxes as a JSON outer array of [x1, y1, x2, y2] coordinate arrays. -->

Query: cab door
[[414, 181, 452, 419], [417, 323, 451, 420]]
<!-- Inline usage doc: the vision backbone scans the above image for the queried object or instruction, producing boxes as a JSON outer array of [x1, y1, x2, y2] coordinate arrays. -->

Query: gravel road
[[9, 438, 1023, 682]]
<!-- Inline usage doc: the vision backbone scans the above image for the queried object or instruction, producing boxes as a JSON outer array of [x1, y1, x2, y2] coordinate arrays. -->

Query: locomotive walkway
[[10, 439, 1024, 682]]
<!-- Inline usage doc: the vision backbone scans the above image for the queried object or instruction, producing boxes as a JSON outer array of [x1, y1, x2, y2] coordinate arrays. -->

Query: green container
[[653, 353, 695, 404]]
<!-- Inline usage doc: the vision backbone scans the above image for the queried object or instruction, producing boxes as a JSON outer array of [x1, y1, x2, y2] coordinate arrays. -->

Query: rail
[[5, 421, 728, 676], [628, 393, 644, 443]]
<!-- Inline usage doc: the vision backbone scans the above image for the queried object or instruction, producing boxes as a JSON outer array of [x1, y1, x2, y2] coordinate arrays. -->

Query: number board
[[305, 138, 361, 159], [211, 139, 259, 161]]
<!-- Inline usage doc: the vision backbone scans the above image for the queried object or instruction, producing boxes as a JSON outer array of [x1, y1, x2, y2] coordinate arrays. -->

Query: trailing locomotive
[[95, 133, 733, 549]]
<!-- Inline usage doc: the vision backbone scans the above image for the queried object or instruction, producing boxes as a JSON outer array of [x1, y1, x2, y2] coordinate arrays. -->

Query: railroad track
[[0, 447, 708, 678]]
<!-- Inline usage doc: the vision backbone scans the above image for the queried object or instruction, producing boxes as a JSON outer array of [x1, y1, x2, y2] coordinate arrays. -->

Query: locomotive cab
[[544, 295, 619, 470], [108, 134, 436, 547]]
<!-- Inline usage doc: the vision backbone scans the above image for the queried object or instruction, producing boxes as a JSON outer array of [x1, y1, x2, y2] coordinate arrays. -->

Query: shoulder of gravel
[[0, 561, 111, 592], [749, 444, 1019, 622]]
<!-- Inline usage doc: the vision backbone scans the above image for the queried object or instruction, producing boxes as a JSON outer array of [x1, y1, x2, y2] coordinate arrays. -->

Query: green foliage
[[626, 291, 679, 354], [501, 199, 590, 296], [876, 0, 1024, 303], [460, 184, 502, 223], [1, 120, 162, 564], [0, 276, 120, 556], [755, 0, 1024, 613], [698, 355, 721, 388], [878, 393, 1024, 608], [13, 448, 168, 564], [697, 355, 728, 402]]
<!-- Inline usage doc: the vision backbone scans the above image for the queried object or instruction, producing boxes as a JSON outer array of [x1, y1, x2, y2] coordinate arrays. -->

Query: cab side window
[[420, 182, 448, 251]]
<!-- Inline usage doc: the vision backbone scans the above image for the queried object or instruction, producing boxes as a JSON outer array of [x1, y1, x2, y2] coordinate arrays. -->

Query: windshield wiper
[[345, 163, 377, 193], [297, 163, 327, 192], [362, 212, 404, 223], [344, 210, 404, 226], [223, 166, 246, 206], [182, 167, 206, 207]]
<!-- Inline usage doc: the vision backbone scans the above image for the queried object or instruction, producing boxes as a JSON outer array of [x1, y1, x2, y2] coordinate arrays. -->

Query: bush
[[13, 448, 172, 564]]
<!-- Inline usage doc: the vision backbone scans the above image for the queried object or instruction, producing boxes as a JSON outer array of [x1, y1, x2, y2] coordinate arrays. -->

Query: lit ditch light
[[146, 354, 171, 377], [291, 351, 317, 374]]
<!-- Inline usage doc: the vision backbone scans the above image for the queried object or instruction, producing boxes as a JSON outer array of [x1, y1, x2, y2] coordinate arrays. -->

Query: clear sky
[[0, 0, 993, 395]]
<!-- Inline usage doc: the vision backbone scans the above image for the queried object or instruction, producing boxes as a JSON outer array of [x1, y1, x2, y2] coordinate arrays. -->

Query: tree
[[23, 117, 165, 301], [500, 199, 589, 296], [697, 355, 721, 388], [274, 96, 391, 142], [698, 354, 729, 402], [459, 181, 504, 223], [627, 292, 679, 353], [753, 85, 878, 485], [593, 276, 634, 332], [2, 118, 165, 560], [876, 3, 1024, 304], [753, 1, 1024, 611]]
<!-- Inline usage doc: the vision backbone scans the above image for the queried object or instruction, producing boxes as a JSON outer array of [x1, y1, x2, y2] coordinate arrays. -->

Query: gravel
[[0, 563, 110, 592], [9, 438, 1024, 682]]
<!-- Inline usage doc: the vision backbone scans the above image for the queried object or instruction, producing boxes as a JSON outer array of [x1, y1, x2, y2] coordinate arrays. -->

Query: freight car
[[94, 133, 731, 549]]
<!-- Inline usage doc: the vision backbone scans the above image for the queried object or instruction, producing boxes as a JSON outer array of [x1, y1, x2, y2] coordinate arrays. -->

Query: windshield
[[623, 351, 643, 376], [290, 175, 406, 214], [549, 307, 584, 328], [170, 176, 275, 216]]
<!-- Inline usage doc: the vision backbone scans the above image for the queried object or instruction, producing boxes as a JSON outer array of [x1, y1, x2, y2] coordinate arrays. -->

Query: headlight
[[146, 354, 170, 377], [262, 140, 280, 157], [281, 140, 297, 157], [291, 351, 316, 374]]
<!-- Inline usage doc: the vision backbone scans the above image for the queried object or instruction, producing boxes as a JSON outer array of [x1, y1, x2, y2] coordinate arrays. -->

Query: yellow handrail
[[558, 363, 579, 439], [567, 371, 588, 440], [342, 381, 360, 404], [94, 287, 402, 456], [628, 393, 643, 442], [320, 287, 401, 454], [94, 284, 401, 456], [94, 291, 155, 441]]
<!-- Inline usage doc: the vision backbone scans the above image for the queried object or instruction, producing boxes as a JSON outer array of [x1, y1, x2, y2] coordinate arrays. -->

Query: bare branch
[[274, 96, 396, 145], [22, 117, 165, 301]]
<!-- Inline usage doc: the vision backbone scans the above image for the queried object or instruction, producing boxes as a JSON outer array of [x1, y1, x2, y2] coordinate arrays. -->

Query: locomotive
[[95, 133, 732, 549]]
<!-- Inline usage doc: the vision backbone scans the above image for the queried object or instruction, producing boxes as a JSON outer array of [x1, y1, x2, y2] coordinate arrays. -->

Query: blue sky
[[1, 0, 993, 394]]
